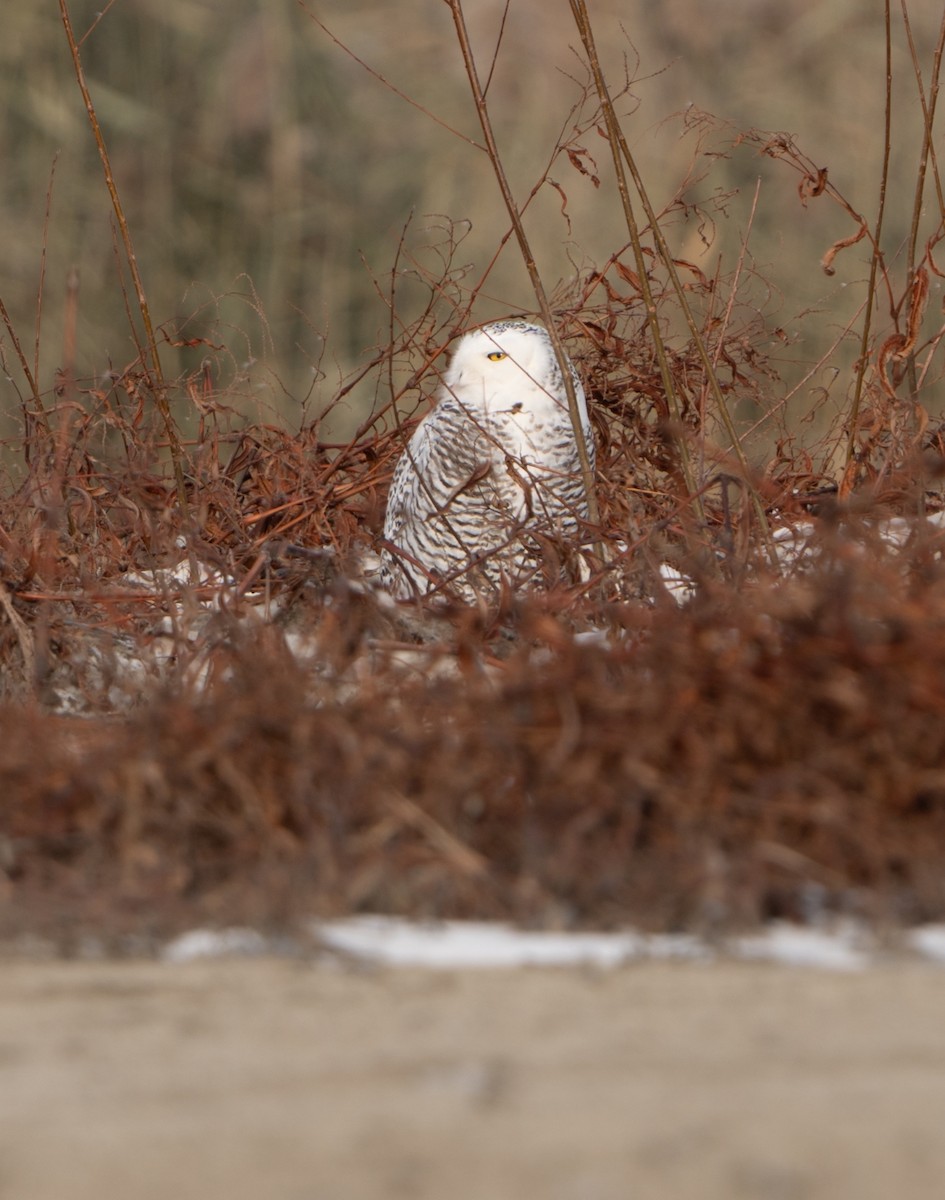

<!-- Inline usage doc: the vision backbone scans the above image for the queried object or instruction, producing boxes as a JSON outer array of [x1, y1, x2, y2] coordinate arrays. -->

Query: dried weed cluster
[[4, 299, 945, 943], [5, 526, 945, 944]]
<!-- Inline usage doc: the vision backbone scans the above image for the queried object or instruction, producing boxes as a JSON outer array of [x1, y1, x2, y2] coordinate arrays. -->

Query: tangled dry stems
[[6, 537, 945, 945], [2, 296, 945, 945]]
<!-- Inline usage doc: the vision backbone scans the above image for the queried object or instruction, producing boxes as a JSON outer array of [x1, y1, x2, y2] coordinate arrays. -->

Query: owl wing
[[385, 398, 494, 538]]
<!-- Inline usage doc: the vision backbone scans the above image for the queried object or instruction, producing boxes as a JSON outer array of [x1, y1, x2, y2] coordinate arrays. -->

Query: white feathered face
[[442, 322, 578, 417]]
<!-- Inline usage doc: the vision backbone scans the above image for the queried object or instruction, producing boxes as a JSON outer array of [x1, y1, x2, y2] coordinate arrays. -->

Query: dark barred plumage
[[380, 322, 595, 601]]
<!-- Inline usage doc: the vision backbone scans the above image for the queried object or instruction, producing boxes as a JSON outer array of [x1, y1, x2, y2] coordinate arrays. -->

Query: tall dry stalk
[[842, 0, 894, 481], [445, 0, 599, 527], [568, 0, 776, 555], [58, 0, 189, 519], [900, 2, 945, 406]]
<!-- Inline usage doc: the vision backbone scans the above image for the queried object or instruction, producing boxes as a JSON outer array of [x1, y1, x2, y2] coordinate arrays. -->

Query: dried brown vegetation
[[6, 540, 945, 945], [2, 3, 945, 946]]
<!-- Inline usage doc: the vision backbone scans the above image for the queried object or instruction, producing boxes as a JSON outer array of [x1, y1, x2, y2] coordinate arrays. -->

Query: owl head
[[442, 321, 585, 417]]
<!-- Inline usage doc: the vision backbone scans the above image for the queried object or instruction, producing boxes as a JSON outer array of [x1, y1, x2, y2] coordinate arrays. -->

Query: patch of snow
[[658, 563, 698, 606], [157, 916, 945, 971], [122, 557, 235, 593], [314, 916, 707, 970], [655, 512, 945, 608], [571, 628, 613, 649], [732, 922, 869, 971], [770, 521, 818, 570], [906, 924, 945, 963], [162, 927, 272, 963]]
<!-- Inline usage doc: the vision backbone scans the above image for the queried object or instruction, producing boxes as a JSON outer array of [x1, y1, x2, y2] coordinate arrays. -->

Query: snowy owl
[[380, 321, 595, 601]]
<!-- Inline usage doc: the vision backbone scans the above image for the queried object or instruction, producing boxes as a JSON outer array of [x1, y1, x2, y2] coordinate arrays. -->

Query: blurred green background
[[1, 1, 940, 440]]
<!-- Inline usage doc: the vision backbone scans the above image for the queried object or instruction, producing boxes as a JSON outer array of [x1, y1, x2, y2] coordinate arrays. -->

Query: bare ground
[[3, 957, 945, 1200]]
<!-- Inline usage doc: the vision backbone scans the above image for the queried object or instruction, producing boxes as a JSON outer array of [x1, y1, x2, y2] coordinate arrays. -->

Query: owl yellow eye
[[486, 350, 507, 361]]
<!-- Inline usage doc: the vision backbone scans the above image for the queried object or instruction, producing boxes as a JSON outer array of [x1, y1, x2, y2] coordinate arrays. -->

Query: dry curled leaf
[[614, 262, 642, 292], [822, 217, 868, 275], [546, 179, 572, 235], [566, 147, 601, 188], [901, 266, 929, 357], [877, 334, 909, 399], [798, 166, 828, 206]]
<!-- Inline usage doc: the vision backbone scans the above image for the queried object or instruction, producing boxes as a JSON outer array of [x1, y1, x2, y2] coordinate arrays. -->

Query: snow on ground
[[314, 917, 707, 969], [160, 916, 945, 971], [731, 922, 870, 971], [906, 924, 945, 963]]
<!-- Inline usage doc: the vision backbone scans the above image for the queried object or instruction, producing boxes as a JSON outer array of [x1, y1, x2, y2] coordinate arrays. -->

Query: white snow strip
[[159, 916, 945, 971], [314, 916, 708, 969], [162, 927, 271, 963], [906, 924, 945, 963], [732, 922, 869, 971]]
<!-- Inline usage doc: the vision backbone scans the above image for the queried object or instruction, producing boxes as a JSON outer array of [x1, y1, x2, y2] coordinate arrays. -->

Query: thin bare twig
[[58, 0, 190, 519], [0, 579, 35, 684], [445, 0, 599, 527], [297, 1, 485, 151], [568, 0, 775, 558], [0, 296, 48, 448], [898, 1, 945, 413], [841, 1, 895, 488], [902, 2, 945, 271], [33, 153, 59, 393]]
